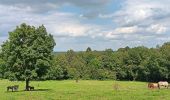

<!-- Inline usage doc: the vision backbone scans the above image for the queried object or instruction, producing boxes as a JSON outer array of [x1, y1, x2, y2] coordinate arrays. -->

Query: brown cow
[[148, 83, 158, 89]]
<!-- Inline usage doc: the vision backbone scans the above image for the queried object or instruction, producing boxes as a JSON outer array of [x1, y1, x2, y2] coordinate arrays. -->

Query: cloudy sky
[[0, 0, 170, 51]]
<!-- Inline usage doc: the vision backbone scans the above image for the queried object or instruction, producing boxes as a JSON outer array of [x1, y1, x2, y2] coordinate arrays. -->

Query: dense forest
[[0, 42, 170, 82]]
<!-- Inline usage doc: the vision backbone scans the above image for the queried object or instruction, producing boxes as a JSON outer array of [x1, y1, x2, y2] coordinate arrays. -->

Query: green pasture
[[0, 80, 170, 100]]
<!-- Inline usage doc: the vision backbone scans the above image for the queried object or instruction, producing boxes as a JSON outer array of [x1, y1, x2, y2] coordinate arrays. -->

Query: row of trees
[[45, 42, 170, 82]]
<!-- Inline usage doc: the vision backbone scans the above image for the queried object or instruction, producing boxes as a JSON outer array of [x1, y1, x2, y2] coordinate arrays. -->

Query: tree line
[[46, 42, 170, 82], [0, 23, 169, 83]]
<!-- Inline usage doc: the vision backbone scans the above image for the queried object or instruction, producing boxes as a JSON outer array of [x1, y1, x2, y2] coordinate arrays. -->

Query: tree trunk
[[76, 78, 79, 83], [25, 79, 30, 91]]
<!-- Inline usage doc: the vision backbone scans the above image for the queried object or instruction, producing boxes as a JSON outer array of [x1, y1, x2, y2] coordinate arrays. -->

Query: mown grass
[[0, 80, 170, 100]]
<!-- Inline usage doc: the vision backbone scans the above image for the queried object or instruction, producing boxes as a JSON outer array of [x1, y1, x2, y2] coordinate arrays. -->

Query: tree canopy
[[0, 23, 55, 90]]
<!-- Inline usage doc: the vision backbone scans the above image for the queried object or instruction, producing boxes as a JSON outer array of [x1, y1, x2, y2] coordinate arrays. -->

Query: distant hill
[[53, 52, 66, 55], [53, 50, 105, 55]]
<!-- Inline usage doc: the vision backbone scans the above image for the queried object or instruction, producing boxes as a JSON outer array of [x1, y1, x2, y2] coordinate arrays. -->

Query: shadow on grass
[[5, 89, 52, 93], [29, 89, 52, 91]]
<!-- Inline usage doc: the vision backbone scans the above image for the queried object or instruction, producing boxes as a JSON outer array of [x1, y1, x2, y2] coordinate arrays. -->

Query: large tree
[[1, 23, 55, 90]]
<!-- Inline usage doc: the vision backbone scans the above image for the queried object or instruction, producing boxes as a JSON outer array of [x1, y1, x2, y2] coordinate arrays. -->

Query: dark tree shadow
[[5, 89, 52, 93], [30, 89, 52, 91], [5, 91, 19, 93]]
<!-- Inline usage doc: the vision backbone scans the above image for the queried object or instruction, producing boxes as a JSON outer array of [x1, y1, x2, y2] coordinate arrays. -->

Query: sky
[[0, 0, 170, 51]]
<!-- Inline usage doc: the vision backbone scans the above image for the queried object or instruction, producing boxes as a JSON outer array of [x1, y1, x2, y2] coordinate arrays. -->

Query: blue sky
[[0, 0, 170, 51]]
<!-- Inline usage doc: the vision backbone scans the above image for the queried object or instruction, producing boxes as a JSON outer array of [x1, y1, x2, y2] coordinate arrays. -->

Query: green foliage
[[0, 23, 170, 82], [0, 23, 55, 89], [48, 43, 170, 81], [0, 58, 6, 79], [46, 65, 64, 80]]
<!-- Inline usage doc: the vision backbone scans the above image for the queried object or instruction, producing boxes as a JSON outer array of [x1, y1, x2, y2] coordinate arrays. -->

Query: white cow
[[158, 81, 169, 89]]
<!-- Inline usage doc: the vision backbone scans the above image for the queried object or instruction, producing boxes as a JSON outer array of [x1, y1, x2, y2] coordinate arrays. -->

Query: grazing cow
[[158, 81, 169, 89], [7, 85, 19, 92], [28, 86, 34, 90], [13, 85, 19, 91], [148, 83, 158, 89], [7, 86, 14, 92]]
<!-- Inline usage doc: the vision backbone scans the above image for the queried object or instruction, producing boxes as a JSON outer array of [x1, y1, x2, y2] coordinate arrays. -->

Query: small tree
[[67, 53, 85, 82], [86, 47, 92, 52], [1, 23, 55, 90]]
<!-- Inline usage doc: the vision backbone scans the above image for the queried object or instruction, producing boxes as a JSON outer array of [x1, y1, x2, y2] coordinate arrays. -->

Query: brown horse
[[148, 83, 158, 89]]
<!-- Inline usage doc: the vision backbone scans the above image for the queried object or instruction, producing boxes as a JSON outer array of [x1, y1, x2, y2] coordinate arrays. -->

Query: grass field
[[0, 80, 170, 100]]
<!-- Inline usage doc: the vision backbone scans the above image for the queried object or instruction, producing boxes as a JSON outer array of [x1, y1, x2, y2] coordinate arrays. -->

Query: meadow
[[0, 80, 170, 100]]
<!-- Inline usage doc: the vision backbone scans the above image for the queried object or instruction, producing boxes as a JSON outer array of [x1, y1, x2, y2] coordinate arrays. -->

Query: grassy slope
[[0, 80, 170, 100]]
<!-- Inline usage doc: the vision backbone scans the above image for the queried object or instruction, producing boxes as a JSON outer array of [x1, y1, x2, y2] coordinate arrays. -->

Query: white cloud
[[50, 23, 91, 37], [99, 0, 170, 43], [105, 33, 121, 39], [0, 0, 111, 13], [104, 26, 140, 40], [100, 0, 170, 28], [0, 4, 101, 38], [120, 0, 169, 20], [114, 26, 139, 34], [0, 0, 170, 51], [147, 24, 167, 34]]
